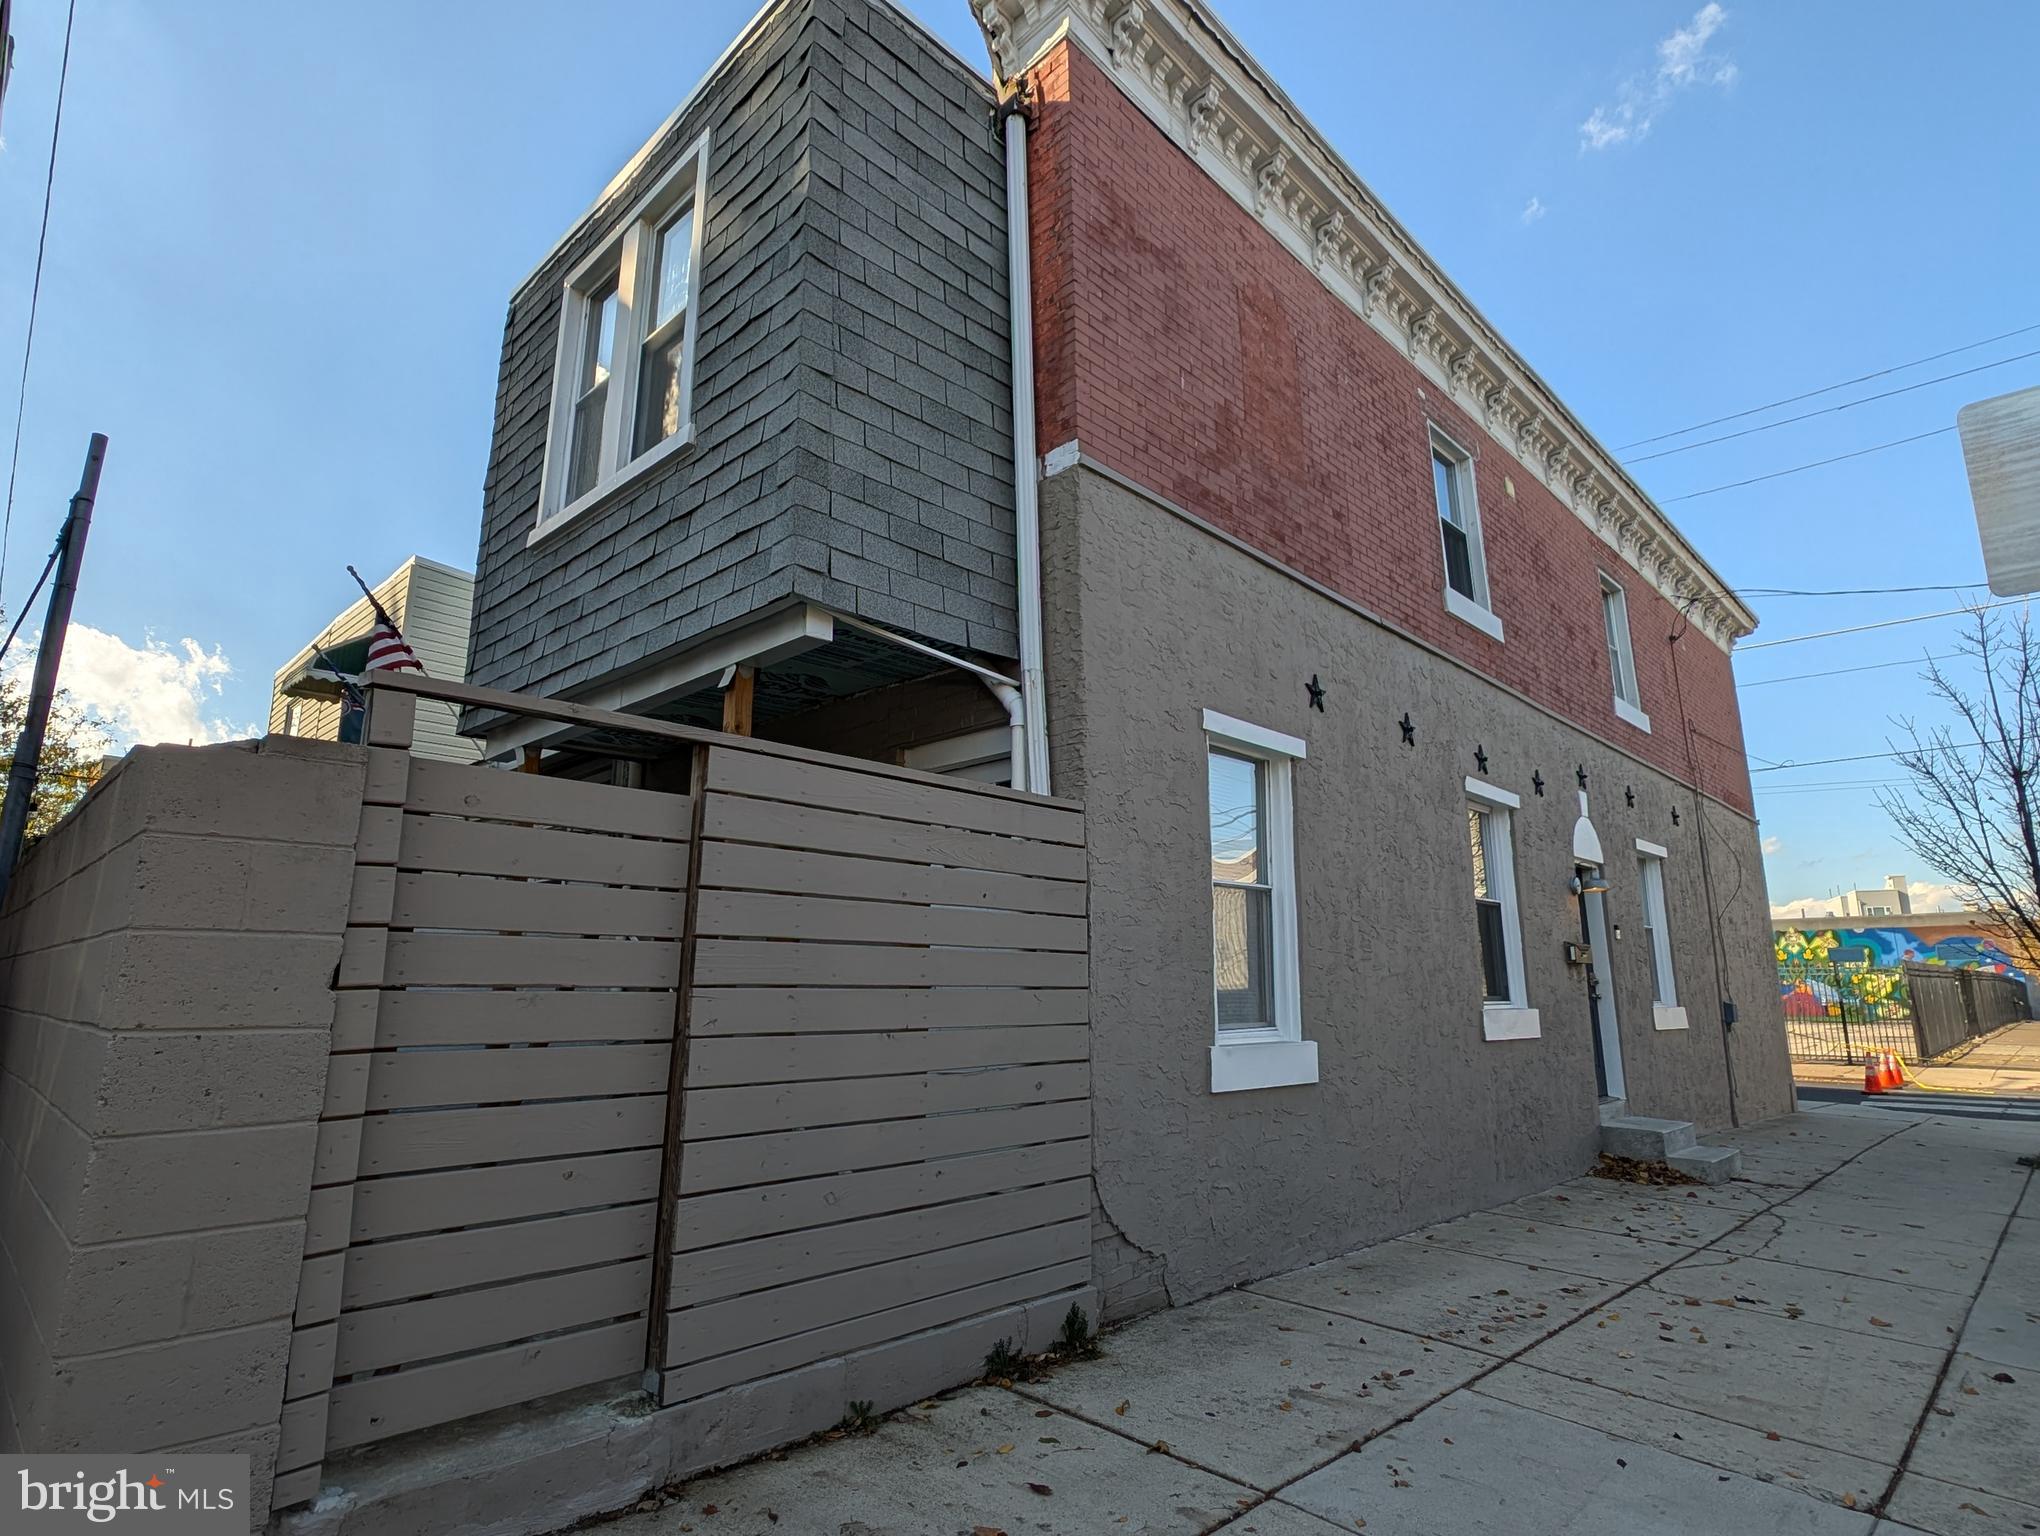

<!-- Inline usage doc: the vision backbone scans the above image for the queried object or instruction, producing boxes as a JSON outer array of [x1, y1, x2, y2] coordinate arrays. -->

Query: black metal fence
[[1907, 964, 2026, 1058], [1779, 958, 2028, 1064]]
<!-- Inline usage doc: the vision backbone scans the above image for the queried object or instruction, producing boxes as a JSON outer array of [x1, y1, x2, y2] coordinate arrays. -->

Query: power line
[[1614, 320, 2040, 450], [1659, 427, 1956, 503], [1, 0, 80, 605], [1736, 653, 1956, 689], [1734, 583, 1981, 598], [1623, 348, 2040, 464], [1750, 742, 1984, 774], [1737, 598, 2026, 652]]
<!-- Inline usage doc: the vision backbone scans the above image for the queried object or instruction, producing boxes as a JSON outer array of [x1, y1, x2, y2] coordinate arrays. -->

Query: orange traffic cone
[[1885, 1051, 1909, 1091], [1864, 1051, 1887, 1095]]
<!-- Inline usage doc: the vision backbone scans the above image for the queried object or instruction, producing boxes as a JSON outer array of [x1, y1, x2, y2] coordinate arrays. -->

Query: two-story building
[[463, 0, 1791, 1320]]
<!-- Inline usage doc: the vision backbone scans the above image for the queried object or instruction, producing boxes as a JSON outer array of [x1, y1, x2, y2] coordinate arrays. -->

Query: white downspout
[[1000, 88, 1051, 796], [831, 609, 1028, 792]]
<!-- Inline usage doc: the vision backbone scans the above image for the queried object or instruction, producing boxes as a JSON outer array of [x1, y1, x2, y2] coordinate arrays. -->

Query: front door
[[1576, 866, 1626, 1101]]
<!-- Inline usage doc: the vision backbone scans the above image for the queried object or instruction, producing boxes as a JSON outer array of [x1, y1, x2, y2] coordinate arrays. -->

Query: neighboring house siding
[[465, 0, 1014, 719], [268, 558, 481, 763], [1025, 43, 1751, 815]]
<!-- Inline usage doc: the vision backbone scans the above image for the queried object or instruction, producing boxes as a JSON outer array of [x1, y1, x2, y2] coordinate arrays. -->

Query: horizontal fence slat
[[351, 1150, 664, 1242], [340, 1204, 656, 1309], [662, 1263, 1089, 1404], [702, 795, 1084, 882], [689, 987, 1089, 1036], [665, 1218, 1090, 1367], [356, 1095, 666, 1177], [399, 813, 689, 887], [706, 747, 1084, 847], [693, 890, 1086, 952], [679, 1099, 1089, 1194], [681, 1062, 1088, 1142], [670, 1179, 1089, 1309], [325, 1317, 645, 1453], [388, 870, 685, 939], [692, 941, 1087, 990], [685, 1025, 1090, 1088], [380, 932, 682, 989], [334, 1258, 652, 1376], [360, 1043, 671, 1112], [673, 1138, 1092, 1253], [406, 757, 691, 840], [697, 842, 1085, 916], [368, 989, 677, 1048]]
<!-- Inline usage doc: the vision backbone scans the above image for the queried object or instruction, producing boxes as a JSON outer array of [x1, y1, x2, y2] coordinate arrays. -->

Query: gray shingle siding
[[465, 0, 1015, 714]]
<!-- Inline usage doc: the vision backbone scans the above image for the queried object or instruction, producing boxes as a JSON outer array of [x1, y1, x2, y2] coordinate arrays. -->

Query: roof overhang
[[976, 0, 1757, 651]]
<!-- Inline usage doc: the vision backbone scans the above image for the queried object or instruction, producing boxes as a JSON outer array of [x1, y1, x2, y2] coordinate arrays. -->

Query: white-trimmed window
[[1432, 428, 1501, 642], [1467, 778, 1537, 1040], [533, 130, 712, 546], [1601, 574, 1650, 732], [1635, 839, 1687, 1029], [1204, 709, 1316, 1092]]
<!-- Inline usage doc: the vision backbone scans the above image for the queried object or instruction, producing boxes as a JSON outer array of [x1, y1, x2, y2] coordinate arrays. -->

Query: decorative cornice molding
[[976, 0, 1756, 650]]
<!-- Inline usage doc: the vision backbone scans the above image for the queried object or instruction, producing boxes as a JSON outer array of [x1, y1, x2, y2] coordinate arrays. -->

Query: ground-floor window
[[1203, 709, 1316, 1092], [1468, 777, 1538, 1040]]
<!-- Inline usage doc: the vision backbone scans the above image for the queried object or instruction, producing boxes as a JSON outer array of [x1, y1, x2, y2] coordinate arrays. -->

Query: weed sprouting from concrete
[[837, 1399, 881, 1435]]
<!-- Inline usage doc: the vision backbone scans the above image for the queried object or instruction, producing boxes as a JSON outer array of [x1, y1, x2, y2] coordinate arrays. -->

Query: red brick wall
[[1026, 44, 1752, 815]]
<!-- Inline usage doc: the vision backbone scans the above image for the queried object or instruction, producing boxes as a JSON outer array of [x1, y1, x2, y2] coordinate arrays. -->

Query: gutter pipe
[[998, 80, 1051, 795], [832, 611, 1028, 793]]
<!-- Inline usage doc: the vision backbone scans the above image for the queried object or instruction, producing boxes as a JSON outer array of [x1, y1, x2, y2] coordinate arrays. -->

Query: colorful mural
[[1774, 923, 2030, 980]]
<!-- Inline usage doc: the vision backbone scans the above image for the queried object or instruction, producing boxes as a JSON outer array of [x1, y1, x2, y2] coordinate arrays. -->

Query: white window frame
[[1636, 838, 1687, 1029], [1467, 777, 1538, 1041], [1203, 708, 1316, 1093], [530, 129, 713, 548], [1600, 572, 1651, 733], [1431, 427, 1503, 643]]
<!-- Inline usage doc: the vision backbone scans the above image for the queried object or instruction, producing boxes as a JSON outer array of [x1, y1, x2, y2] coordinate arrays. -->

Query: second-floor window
[[1600, 573, 1649, 731], [534, 130, 712, 544], [1432, 428, 1501, 641]]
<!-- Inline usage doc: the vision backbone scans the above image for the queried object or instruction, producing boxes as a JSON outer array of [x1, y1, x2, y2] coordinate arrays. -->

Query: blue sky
[[1, 1, 2034, 913]]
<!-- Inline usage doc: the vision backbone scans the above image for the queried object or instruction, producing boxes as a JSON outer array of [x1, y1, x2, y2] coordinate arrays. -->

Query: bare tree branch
[[1879, 606, 2040, 974]]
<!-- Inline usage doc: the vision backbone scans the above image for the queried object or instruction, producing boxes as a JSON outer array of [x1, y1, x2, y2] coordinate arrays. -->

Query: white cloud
[[9, 624, 251, 749], [1761, 834, 1782, 855], [1581, 3, 1738, 151], [1520, 196, 1547, 224]]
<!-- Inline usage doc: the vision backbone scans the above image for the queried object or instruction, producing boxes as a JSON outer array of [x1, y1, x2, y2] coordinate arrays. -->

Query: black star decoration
[[1306, 674, 1326, 712], [1532, 771, 1546, 797], [1474, 745, 1489, 774], [1399, 713, 1416, 747], [1624, 785, 1636, 808], [1672, 806, 1682, 826], [1576, 764, 1589, 790]]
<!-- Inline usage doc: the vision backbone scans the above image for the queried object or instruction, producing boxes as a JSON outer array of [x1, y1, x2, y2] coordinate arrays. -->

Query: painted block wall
[[466, 0, 1017, 722], [1024, 42, 1752, 816], [0, 738, 367, 1525], [1042, 462, 1791, 1315]]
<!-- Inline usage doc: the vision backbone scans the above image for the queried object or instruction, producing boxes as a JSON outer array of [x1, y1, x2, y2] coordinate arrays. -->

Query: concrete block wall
[[0, 736, 367, 1521]]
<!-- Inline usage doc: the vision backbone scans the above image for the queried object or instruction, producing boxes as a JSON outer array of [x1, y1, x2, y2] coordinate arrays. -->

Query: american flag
[[347, 565, 426, 674], [365, 616, 423, 673]]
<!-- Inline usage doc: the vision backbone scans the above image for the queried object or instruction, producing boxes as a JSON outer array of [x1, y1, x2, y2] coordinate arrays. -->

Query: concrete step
[[1667, 1144, 1742, 1184], [1600, 1115, 1698, 1160]]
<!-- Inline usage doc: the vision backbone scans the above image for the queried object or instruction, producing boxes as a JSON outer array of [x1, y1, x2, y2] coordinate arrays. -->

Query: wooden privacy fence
[[663, 743, 1091, 1403], [272, 676, 1090, 1510]]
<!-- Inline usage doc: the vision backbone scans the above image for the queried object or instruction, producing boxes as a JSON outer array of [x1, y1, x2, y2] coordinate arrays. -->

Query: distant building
[[1776, 874, 1926, 922], [268, 557, 480, 763]]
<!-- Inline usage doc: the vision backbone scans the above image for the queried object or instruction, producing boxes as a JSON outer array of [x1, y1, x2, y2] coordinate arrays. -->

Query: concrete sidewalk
[[1796, 1017, 2040, 1097], [593, 1104, 2038, 1535]]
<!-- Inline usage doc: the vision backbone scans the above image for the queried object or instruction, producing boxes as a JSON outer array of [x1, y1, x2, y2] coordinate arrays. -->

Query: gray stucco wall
[[1040, 461, 1792, 1318], [467, 0, 1015, 716]]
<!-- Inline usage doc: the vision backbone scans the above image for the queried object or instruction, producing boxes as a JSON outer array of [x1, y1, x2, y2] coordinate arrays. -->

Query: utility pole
[[0, 433, 106, 907]]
